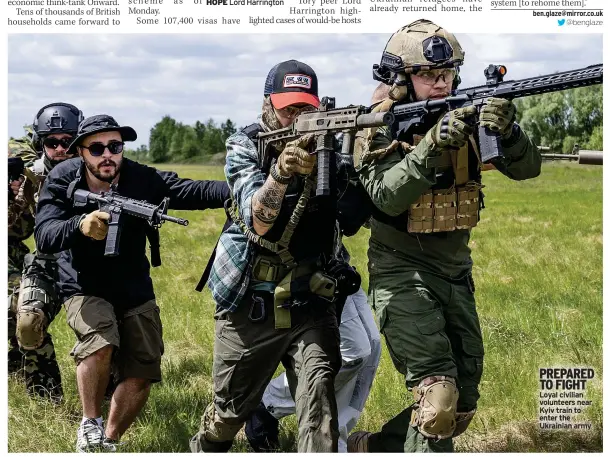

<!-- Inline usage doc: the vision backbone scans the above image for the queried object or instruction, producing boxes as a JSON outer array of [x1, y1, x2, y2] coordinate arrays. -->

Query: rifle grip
[[341, 132, 353, 156], [104, 219, 121, 257], [478, 126, 503, 163]]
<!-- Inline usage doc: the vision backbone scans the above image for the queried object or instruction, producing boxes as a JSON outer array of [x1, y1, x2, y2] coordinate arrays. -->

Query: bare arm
[[252, 173, 288, 235]]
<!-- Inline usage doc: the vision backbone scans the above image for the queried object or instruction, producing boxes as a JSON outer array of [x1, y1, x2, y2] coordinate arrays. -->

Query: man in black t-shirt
[[35, 114, 229, 452]]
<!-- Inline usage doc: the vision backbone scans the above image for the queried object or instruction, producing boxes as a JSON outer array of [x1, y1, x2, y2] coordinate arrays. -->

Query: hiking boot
[[76, 419, 105, 452], [245, 403, 280, 452], [347, 431, 372, 453]]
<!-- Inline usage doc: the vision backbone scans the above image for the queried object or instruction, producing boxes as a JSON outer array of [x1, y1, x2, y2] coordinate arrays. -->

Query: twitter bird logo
[[558, 19, 566, 26]]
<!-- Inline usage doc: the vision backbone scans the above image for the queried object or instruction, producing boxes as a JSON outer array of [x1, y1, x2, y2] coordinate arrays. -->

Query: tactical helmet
[[32, 102, 84, 170], [373, 19, 465, 101], [32, 102, 84, 146]]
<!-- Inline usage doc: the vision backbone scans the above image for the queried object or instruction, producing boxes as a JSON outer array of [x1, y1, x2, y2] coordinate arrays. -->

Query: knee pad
[[453, 409, 476, 437], [16, 256, 58, 351], [202, 402, 243, 443], [410, 376, 459, 440], [16, 305, 48, 350]]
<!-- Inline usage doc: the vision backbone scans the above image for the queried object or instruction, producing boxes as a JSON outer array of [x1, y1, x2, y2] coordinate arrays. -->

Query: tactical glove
[[479, 97, 516, 139], [277, 134, 317, 177], [428, 105, 477, 149], [79, 210, 110, 240], [10, 177, 23, 197]]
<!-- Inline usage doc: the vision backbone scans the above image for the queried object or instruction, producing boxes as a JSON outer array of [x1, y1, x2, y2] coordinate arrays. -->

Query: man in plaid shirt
[[191, 60, 360, 453]]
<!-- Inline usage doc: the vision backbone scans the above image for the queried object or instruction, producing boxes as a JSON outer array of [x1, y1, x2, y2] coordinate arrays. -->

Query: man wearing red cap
[[190, 60, 358, 453]]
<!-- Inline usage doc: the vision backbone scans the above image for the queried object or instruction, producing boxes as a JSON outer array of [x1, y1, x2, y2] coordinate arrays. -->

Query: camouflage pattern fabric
[[7, 130, 63, 402], [8, 243, 27, 374], [8, 130, 40, 240]]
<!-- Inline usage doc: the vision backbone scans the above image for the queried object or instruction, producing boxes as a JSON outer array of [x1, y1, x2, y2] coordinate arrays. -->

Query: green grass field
[[8, 162, 602, 452]]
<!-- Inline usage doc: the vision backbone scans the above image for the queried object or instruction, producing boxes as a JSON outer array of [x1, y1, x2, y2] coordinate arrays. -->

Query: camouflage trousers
[[8, 248, 63, 402]]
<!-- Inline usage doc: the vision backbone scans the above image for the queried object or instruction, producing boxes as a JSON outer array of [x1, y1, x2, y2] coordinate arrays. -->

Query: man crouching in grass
[[34, 115, 229, 452]]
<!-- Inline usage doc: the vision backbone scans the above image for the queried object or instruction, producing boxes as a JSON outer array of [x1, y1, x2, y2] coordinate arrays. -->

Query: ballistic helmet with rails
[[373, 19, 465, 101], [32, 102, 84, 151]]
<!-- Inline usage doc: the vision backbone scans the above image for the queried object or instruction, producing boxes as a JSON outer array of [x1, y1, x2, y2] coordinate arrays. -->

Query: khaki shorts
[[64, 295, 164, 383]]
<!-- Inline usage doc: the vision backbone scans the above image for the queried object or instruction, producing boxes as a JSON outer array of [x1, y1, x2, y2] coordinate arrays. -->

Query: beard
[[85, 157, 122, 183]]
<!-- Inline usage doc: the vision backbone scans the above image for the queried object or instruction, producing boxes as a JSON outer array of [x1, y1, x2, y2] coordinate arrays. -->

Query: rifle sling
[[227, 174, 316, 267]]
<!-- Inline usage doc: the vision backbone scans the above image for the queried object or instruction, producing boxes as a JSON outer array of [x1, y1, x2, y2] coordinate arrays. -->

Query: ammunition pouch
[[407, 181, 483, 233], [259, 255, 358, 329], [252, 255, 293, 283], [309, 271, 337, 300]]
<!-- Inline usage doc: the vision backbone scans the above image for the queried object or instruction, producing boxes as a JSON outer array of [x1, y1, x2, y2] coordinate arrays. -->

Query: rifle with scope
[[387, 63, 603, 163]]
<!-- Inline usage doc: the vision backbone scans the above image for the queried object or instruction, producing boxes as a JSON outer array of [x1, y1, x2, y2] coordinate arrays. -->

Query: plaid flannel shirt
[[208, 128, 358, 311], [208, 127, 266, 311]]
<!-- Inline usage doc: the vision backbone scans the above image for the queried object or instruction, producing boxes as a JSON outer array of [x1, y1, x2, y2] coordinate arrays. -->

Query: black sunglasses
[[80, 141, 125, 157], [43, 137, 73, 150]]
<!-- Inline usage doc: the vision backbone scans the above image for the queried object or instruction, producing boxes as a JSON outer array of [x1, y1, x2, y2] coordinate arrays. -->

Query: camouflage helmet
[[373, 19, 465, 100]]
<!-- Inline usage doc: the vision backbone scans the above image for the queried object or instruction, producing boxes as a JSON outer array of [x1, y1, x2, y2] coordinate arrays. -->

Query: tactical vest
[[369, 98, 484, 234]]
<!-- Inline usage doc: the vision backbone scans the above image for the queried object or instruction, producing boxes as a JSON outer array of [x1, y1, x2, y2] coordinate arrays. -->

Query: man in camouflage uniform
[[8, 102, 84, 401], [347, 20, 541, 452]]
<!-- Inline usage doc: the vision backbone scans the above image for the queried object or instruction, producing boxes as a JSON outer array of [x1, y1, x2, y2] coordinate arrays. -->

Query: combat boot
[[347, 431, 372, 452], [245, 402, 280, 452]]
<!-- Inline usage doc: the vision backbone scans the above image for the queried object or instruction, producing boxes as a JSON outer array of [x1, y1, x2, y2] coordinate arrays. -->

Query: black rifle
[[257, 96, 394, 197], [8, 157, 25, 201], [389, 63, 603, 163], [257, 97, 393, 260], [73, 185, 189, 258]]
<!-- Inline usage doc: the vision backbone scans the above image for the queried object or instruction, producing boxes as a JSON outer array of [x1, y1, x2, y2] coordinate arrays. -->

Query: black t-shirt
[[35, 157, 229, 311]]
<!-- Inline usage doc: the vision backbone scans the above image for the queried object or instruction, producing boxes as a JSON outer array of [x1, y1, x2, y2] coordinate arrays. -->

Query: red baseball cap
[[264, 60, 320, 109]]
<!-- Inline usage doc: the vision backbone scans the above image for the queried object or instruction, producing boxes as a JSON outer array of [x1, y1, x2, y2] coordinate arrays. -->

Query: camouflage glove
[[277, 134, 317, 177], [79, 210, 110, 240], [479, 97, 516, 139], [428, 105, 477, 149], [10, 177, 23, 197]]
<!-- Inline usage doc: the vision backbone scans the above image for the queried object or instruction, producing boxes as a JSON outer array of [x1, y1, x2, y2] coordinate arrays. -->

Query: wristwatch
[[270, 161, 292, 184]]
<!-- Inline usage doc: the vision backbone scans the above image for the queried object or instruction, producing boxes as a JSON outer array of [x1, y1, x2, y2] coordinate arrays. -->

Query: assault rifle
[[256, 96, 393, 263], [73, 186, 189, 258], [257, 96, 394, 197], [8, 157, 25, 201], [389, 63, 603, 163]]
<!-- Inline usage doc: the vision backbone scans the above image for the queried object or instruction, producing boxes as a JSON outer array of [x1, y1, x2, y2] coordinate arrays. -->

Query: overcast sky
[[8, 33, 602, 148]]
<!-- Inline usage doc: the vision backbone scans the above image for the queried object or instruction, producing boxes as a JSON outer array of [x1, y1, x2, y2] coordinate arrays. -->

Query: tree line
[[515, 85, 602, 153], [124, 116, 237, 163], [123, 85, 602, 163]]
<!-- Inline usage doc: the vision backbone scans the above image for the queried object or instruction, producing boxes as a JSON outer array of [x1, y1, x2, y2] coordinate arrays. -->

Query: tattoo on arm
[[252, 175, 288, 232]]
